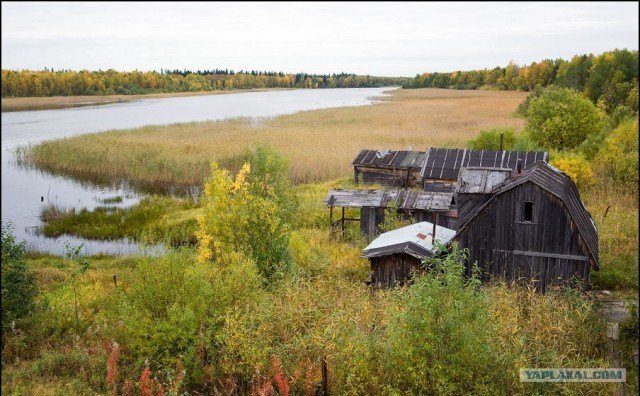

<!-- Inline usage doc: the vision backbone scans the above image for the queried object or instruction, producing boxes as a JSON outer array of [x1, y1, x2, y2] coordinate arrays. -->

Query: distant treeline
[[0, 68, 410, 98], [404, 49, 639, 115]]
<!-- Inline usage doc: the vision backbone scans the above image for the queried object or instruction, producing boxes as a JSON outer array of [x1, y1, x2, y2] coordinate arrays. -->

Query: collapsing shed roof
[[362, 221, 457, 259], [352, 149, 426, 169], [455, 167, 512, 194], [420, 148, 548, 181], [324, 189, 453, 211]]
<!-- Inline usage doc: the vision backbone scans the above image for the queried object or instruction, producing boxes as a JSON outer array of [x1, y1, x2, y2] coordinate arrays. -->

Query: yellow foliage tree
[[196, 147, 296, 282], [550, 152, 595, 190]]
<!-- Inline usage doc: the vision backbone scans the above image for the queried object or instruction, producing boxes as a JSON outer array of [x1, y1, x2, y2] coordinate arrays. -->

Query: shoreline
[[0, 87, 298, 112]]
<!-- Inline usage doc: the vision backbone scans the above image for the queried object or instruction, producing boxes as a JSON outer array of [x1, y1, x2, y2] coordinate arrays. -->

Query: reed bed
[[25, 88, 529, 188]]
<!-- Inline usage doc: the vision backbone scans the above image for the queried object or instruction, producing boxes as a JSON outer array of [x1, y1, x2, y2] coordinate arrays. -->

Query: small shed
[[352, 149, 426, 188], [454, 161, 599, 293], [421, 148, 548, 192], [323, 189, 455, 239], [363, 222, 457, 288]]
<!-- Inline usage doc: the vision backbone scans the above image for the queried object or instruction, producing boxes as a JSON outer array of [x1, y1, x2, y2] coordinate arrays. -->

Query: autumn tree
[[595, 117, 639, 190], [196, 146, 297, 283]]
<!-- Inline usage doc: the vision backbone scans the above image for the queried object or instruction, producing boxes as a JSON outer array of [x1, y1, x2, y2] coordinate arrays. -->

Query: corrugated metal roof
[[362, 221, 457, 259], [324, 189, 453, 211], [456, 161, 599, 269], [420, 148, 548, 180], [455, 167, 511, 194], [352, 149, 427, 169]]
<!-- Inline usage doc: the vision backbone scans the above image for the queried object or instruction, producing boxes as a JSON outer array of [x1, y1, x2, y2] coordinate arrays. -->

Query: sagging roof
[[420, 148, 548, 181], [352, 149, 426, 169], [362, 221, 457, 259], [456, 161, 599, 269], [324, 189, 453, 211], [455, 167, 511, 194]]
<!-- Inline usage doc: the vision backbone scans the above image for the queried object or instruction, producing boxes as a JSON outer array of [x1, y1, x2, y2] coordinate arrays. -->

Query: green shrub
[[1, 223, 38, 338], [467, 127, 518, 150], [524, 87, 607, 150], [383, 243, 505, 394]]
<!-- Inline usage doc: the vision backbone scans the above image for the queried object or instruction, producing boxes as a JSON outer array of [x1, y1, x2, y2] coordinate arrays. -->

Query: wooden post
[[328, 195, 335, 237], [431, 212, 437, 243], [341, 207, 345, 236], [113, 274, 117, 287], [321, 356, 329, 396]]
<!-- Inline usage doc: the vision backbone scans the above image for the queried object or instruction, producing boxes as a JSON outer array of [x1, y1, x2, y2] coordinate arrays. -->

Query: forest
[[0, 68, 409, 97]]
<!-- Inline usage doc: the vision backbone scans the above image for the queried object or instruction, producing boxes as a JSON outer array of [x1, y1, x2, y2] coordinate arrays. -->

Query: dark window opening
[[523, 201, 534, 222]]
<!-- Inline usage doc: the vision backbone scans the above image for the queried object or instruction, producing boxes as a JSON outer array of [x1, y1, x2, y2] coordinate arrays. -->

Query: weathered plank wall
[[370, 253, 423, 288], [355, 166, 422, 188], [455, 182, 591, 292]]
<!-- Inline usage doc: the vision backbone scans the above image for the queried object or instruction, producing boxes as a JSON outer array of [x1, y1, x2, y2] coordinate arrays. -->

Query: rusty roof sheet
[[420, 148, 548, 180], [324, 189, 453, 211], [456, 161, 599, 269], [352, 149, 426, 169]]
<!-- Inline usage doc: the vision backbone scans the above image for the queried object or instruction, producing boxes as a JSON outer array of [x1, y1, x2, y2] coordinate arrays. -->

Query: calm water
[[1, 87, 395, 255]]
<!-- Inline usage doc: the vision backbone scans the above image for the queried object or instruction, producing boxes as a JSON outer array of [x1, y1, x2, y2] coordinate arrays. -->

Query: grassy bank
[[24, 88, 529, 187], [3, 235, 630, 395]]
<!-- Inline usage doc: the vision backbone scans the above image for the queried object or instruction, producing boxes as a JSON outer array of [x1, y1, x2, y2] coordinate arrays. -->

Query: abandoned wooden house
[[420, 148, 548, 192], [453, 161, 599, 293], [362, 221, 457, 288], [352, 149, 426, 188], [323, 188, 456, 240]]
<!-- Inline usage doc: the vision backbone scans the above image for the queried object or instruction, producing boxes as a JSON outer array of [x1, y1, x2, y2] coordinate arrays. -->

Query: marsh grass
[[39, 196, 198, 245], [25, 89, 529, 188], [583, 185, 639, 291]]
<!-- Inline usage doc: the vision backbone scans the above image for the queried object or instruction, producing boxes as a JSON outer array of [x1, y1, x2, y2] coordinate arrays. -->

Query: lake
[[1, 87, 395, 255]]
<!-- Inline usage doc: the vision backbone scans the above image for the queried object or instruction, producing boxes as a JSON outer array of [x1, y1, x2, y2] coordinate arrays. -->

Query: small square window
[[523, 201, 534, 222]]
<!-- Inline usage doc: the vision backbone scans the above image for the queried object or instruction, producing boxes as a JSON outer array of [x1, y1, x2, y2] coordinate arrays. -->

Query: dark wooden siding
[[370, 253, 423, 288], [353, 150, 426, 188], [360, 207, 386, 240], [356, 166, 422, 188], [455, 182, 591, 292]]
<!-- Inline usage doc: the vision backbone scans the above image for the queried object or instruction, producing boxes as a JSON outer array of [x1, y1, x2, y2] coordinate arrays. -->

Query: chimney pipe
[[517, 159, 522, 174], [500, 132, 504, 151]]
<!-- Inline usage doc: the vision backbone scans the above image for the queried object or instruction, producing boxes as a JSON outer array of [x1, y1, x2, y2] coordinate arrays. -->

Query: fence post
[[321, 356, 328, 396]]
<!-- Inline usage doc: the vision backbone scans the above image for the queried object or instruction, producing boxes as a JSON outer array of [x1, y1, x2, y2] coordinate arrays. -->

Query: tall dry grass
[[25, 88, 529, 187]]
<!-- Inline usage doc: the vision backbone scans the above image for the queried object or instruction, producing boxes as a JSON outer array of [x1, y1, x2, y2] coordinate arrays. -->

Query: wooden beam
[[513, 250, 589, 262]]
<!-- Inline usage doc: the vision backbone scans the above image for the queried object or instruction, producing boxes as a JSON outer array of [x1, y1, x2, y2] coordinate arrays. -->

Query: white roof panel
[[363, 221, 457, 253]]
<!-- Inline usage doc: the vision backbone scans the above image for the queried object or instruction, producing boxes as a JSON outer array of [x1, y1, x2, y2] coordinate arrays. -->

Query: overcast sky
[[2, 1, 638, 77]]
